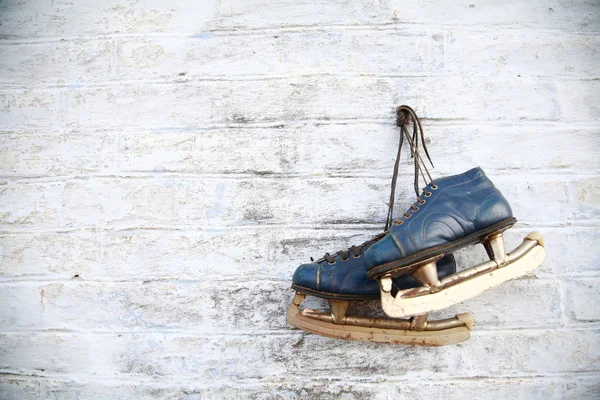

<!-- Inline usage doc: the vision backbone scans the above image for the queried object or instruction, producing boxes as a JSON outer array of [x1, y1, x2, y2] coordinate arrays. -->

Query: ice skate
[[287, 106, 474, 346], [363, 133, 546, 319]]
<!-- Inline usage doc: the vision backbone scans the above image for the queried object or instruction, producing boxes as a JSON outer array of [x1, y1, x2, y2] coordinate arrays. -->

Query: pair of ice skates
[[286, 106, 546, 346]]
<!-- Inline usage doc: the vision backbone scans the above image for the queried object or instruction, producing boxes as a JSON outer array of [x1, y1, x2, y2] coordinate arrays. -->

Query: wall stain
[[40, 289, 45, 312]]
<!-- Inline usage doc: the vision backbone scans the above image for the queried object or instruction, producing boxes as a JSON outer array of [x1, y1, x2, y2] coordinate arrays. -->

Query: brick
[[0, 133, 116, 177], [556, 79, 600, 122], [0, 89, 58, 129], [0, 232, 102, 279], [531, 227, 600, 276], [565, 278, 600, 322], [0, 41, 113, 85]]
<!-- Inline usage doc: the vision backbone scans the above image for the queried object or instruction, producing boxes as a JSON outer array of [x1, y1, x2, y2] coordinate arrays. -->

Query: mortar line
[[1, 71, 598, 88], [0, 274, 568, 285], [1, 169, 599, 184], [0, 73, 597, 91], [1, 23, 599, 45], [0, 222, 598, 236], [1, 270, 598, 284], [0, 324, 598, 336], [1, 119, 599, 132], [0, 370, 599, 386]]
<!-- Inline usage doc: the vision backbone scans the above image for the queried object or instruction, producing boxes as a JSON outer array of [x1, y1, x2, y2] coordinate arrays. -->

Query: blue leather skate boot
[[364, 167, 516, 280]]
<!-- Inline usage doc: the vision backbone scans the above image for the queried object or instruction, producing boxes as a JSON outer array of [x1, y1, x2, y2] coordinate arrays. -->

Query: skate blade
[[380, 231, 546, 318], [286, 293, 472, 346]]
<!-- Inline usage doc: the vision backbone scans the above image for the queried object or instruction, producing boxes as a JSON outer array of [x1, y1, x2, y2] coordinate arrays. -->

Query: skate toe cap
[[292, 262, 320, 291]]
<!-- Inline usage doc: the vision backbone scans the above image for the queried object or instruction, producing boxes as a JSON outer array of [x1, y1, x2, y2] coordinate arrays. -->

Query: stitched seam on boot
[[475, 192, 509, 228], [424, 217, 463, 245], [479, 192, 501, 211], [406, 179, 472, 240], [339, 265, 362, 293], [390, 232, 406, 258], [406, 230, 418, 256]]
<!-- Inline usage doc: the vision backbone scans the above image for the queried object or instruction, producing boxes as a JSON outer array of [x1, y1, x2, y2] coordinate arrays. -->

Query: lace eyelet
[[412, 206, 419, 211], [424, 192, 432, 197], [418, 199, 426, 205], [353, 254, 361, 258], [404, 213, 412, 218], [341, 258, 348, 262], [431, 184, 438, 190], [327, 261, 335, 265]]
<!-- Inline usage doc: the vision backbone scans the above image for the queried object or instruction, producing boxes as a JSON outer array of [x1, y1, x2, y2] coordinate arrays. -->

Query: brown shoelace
[[315, 233, 385, 264], [313, 105, 435, 264], [385, 105, 435, 230], [389, 106, 437, 227]]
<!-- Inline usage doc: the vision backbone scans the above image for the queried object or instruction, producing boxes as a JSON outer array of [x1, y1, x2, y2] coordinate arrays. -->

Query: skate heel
[[482, 233, 507, 265], [409, 259, 443, 293], [328, 300, 350, 323], [379, 231, 546, 318]]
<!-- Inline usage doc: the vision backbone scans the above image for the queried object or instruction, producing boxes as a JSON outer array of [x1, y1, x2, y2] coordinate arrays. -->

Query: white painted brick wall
[[0, 1, 599, 398]]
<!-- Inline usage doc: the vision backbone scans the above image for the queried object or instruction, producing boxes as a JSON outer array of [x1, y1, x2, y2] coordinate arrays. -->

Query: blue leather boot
[[364, 167, 516, 280]]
